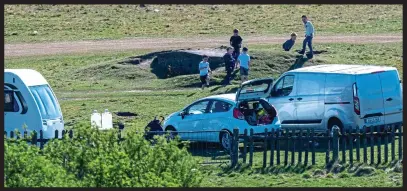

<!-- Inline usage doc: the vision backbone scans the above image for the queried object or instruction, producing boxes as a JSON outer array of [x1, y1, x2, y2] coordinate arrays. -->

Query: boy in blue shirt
[[282, 33, 297, 51], [236, 47, 251, 85], [198, 55, 212, 90]]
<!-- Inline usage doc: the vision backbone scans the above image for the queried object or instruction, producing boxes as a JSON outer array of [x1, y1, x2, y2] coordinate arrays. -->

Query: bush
[[4, 123, 203, 187]]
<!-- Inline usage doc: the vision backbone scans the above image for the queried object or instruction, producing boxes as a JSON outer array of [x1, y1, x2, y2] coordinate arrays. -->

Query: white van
[[4, 69, 64, 139], [243, 64, 403, 132]]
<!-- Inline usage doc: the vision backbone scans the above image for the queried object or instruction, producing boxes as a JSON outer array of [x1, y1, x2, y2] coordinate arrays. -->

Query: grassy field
[[4, 4, 403, 43]]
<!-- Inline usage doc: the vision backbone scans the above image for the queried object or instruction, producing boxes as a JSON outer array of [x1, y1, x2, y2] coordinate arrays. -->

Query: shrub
[[4, 123, 203, 187]]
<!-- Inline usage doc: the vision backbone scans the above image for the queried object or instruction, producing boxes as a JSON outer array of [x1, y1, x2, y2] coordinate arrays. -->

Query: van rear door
[[378, 69, 403, 124], [355, 73, 385, 126]]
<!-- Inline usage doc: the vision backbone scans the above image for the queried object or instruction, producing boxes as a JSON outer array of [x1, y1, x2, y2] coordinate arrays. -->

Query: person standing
[[299, 15, 314, 57], [223, 47, 236, 85], [230, 29, 243, 60], [236, 47, 251, 85], [198, 55, 211, 90]]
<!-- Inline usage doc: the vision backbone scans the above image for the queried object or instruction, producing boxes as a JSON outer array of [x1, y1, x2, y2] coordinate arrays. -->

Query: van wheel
[[219, 130, 232, 151], [328, 119, 343, 137]]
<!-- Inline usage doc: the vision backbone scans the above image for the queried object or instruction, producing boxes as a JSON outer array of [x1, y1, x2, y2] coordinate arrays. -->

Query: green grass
[[4, 4, 402, 43], [197, 138, 403, 187], [4, 42, 403, 94]]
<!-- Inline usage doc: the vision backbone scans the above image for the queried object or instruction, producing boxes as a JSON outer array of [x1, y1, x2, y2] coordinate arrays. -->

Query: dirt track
[[4, 34, 402, 57]]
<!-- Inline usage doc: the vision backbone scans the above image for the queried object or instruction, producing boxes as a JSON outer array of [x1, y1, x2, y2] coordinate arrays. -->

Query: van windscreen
[[29, 85, 62, 120]]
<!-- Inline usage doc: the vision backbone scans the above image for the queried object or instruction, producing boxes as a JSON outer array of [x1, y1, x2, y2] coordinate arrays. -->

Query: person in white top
[[299, 15, 315, 58], [198, 55, 212, 90]]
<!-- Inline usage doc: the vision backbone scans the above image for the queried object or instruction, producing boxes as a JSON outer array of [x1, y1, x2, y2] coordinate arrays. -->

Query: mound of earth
[[119, 49, 226, 79]]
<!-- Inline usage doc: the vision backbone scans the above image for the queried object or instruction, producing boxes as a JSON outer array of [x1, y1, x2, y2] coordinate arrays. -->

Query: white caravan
[[4, 69, 64, 138], [242, 64, 403, 132]]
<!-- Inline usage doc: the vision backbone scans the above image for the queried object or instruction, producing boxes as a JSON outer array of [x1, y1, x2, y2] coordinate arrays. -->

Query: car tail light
[[353, 83, 360, 115], [233, 108, 245, 120]]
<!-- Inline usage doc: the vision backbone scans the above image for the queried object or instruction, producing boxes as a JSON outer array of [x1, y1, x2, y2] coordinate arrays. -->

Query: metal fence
[[229, 123, 403, 168], [4, 129, 231, 165]]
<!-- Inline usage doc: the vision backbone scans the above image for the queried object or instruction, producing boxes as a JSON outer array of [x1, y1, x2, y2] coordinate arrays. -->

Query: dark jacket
[[223, 53, 235, 69], [230, 35, 243, 48], [282, 39, 295, 51]]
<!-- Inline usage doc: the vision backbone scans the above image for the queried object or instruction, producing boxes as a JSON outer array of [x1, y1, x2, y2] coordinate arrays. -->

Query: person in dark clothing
[[282, 32, 297, 51], [230, 29, 243, 60], [223, 47, 236, 85]]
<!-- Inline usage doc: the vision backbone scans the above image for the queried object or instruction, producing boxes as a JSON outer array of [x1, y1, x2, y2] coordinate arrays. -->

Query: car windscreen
[[29, 84, 62, 120]]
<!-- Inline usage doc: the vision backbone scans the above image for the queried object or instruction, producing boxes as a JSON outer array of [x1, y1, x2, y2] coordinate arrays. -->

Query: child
[[282, 32, 297, 51], [198, 55, 212, 90], [236, 47, 251, 85], [230, 29, 243, 60]]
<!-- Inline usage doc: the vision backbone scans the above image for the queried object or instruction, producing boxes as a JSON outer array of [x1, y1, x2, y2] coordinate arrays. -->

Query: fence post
[[305, 129, 310, 166], [263, 128, 268, 168], [69, 130, 73, 139], [24, 130, 28, 140], [270, 128, 275, 167], [384, 125, 389, 163], [284, 129, 289, 166], [332, 126, 340, 162], [391, 125, 395, 161], [232, 128, 239, 168], [10, 131, 14, 139], [291, 129, 296, 165], [363, 127, 368, 164], [326, 128, 331, 165], [377, 126, 382, 164], [243, 129, 248, 164], [276, 129, 281, 165], [348, 128, 353, 165], [298, 128, 303, 164], [356, 126, 361, 162], [62, 130, 66, 138], [249, 128, 254, 167], [31, 131, 38, 145], [370, 126, 374, 165], [398, 124, 402, 161], [40, 130, 44, 150], [55, 130, 59, 139], [341, 128, 346, 163], [311, 128, 316, 165]]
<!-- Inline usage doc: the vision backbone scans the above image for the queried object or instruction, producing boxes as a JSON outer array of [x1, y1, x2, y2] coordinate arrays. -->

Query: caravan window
[[4, 90, 19, 112], [29, 85, 62, 120]]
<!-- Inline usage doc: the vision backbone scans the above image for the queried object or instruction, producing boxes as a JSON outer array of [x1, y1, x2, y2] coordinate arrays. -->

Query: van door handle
[[297, 98, 303, 101], [288, 98, 294, 101], [386, 98, 393, 101]]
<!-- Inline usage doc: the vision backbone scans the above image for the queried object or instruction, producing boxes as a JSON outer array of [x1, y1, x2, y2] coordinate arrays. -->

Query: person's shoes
[[298, 50, 305, 55]]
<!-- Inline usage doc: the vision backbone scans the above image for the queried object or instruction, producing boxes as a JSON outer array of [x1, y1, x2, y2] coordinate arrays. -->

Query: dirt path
[[5, 34, 402, 57]]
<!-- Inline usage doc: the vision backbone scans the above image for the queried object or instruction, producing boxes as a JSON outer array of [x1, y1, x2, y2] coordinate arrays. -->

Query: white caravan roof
[[5, 69, 49, 86], [288, 64, 396, 75]]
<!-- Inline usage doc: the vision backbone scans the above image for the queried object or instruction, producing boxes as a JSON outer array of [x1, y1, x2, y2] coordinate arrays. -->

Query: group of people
[[198, 15, 315, 90]]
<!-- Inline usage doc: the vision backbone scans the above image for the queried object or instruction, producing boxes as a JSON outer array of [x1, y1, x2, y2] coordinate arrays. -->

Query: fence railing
[[230, 123, 403, 168], [4, 129, 231, 165]]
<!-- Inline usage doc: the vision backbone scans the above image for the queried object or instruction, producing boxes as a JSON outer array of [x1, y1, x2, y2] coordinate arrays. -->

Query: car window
[[210, 100, 232, 113], [273, 75, 295, 97], [187, 100, 210, 115]]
